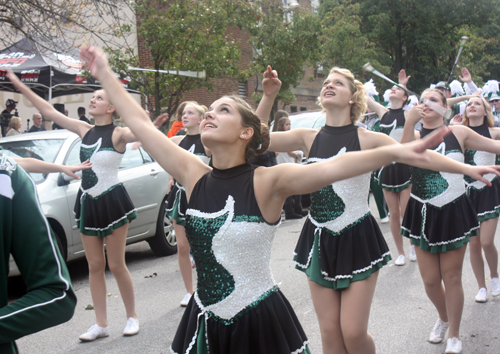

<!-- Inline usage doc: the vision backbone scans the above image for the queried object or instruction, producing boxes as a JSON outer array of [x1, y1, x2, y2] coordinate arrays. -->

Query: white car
[[1, 130, 176, 276]]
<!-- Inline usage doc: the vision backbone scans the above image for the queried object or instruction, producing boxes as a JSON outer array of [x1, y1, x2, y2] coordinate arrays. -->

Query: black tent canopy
[[0, 37, 139, 101]]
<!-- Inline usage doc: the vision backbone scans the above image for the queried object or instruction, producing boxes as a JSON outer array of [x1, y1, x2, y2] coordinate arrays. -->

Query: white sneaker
[[427, 318, 449, 343], [394, 255, 406, 266], [123, 317, 139, 336], [409, 245, 417, 262], [445, 337, 462, 353], [380, 216, 389, 224], [491, 277, 500, 297], [79, 324, 109, 341], [180, 292, 192, 307], [475, 287, 487, 303]]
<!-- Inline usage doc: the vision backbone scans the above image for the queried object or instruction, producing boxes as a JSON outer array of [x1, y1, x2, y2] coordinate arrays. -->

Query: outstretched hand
[[79, 46, 110, 80], [398, 69, 411, 86], [459, 67, 472, 83], [262, 65, 281, 97], [395, 126, 450, 163], [465, 165, 500, 187], [472, 89, 482, 97], [62, 160, 92, 179]]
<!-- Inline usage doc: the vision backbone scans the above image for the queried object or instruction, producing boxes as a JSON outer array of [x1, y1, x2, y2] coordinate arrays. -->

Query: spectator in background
[[78, 107, 90, 124], [167, 103, 187, 137], [1, 98, 17, 137], [28, 113, 46, 132], [5, 117, 22, 136]]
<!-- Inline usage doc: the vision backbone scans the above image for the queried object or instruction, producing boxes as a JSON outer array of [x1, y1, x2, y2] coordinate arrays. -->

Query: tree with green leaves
[[356, 0, 500, 92], [248, 0, 321, 122], [318, 0, 389, 85], [106, 0, 258, 122]]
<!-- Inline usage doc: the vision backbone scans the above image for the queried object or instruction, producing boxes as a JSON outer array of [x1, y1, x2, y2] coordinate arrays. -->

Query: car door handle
[[150, 169, 160, 176]]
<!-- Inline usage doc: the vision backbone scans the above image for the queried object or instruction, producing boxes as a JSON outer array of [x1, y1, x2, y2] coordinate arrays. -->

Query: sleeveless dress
[[166, 134, 209, 227], [293, 124, 391, 290], [170, 163, 310, 354], [378, 108, 411, 192], [74, 123, 137, 237], [464, 123, 500, 221], [401, 127, 479, 253]]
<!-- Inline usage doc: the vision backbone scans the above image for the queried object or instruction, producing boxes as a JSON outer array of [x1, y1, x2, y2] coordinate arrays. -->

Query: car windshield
[[0, 138, 65, 183]]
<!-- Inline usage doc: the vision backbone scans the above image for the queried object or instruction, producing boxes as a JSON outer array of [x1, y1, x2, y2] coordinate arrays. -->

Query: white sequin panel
[[380, 120, 404, 142], [309, 149, 371, 233], [204, 221, 277, 319], [468, 150, 496, 190], [83, 149, 122, 197]]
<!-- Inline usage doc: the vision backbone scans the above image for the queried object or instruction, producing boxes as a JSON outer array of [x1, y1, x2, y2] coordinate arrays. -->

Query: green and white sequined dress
[[74, 123, 137, 237], [171, 163, 310, 354], [401, 128, 479, 253], [294, 125, 391, 290]]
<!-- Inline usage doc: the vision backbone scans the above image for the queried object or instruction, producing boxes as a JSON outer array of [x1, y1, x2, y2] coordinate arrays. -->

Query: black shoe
[[285, 212, 303, 220], [294, 206, 308, 217]]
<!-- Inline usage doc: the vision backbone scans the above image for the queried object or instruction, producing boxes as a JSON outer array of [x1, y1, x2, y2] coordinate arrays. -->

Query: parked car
[[1, 130, 176, 277]]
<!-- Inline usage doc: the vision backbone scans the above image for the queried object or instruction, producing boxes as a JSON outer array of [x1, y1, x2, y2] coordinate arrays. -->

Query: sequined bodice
[[411, 130, 465, 207], [185, 163, 279, 321], [464, 124, 497, 189], [380, 108, 405, 142], [308, 124, 371, 234], [80, 124, 123, 197], [179, 134, 210, 165]]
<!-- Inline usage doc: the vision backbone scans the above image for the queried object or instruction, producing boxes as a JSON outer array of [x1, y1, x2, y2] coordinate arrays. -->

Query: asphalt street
[[12, 196, 500, 353]]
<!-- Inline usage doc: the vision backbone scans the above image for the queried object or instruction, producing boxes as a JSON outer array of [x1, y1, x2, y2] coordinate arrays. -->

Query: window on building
[[238, 81, 247, 97], [300, 107, 307, 111], [291, 106, 297, 113]]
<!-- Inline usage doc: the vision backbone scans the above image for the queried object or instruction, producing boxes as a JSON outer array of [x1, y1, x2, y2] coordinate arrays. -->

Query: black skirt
[[401, 194, 478, 253], [467, 177, 500, 222], [379, 162, 411, 192], [170, 288, 310, 354]]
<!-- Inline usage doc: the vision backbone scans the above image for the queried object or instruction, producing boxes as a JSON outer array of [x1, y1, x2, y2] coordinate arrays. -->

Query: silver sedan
[[1, 130, 176, 276]]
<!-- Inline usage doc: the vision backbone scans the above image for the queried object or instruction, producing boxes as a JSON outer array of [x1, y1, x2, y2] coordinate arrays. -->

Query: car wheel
[[148, 199, 177, 257]]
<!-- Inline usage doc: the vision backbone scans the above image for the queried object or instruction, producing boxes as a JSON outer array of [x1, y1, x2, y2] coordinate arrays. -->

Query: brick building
[[137, 0, 323, 123]]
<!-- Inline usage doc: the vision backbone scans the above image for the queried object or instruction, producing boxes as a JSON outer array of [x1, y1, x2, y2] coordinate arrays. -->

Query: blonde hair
[[7, 117, 21, 132], [317, 67, 366, 124], [222, 95, 270, 160], [421, 88, 447, 106], [183, 101, 207, 118], [462, 96, 495, 128]]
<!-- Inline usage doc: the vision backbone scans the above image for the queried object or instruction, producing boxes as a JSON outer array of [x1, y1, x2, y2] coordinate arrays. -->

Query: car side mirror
[[58, 171, 81, 186]]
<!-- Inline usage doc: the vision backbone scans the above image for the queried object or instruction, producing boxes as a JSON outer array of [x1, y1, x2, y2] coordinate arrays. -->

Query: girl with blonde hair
[[256, 66, 500, 354]]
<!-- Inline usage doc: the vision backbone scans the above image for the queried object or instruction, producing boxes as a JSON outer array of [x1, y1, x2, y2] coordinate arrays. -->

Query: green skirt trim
[[402, 228, 475, 253], [381, 180, 411, 193], [166, 192, 186, 226], [296, 230, 391, 290], [77, 196, 137, 237]]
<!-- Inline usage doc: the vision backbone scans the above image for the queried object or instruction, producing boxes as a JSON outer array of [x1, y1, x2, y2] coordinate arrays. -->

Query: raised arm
[[447, 90, 481, 108], [400, 105, 424, 143], [5, 69, 91, 138], [398, 69, 411, 86], [255, 65, 281, 125], [459, 67, 479, 95], [366, 94, 388, 119], [14, 158, 91, 179], [79, 46, 209, 195]]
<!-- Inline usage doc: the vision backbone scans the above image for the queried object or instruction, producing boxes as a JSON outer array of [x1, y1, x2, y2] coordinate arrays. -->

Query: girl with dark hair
[[78, 46, 497, 354]]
